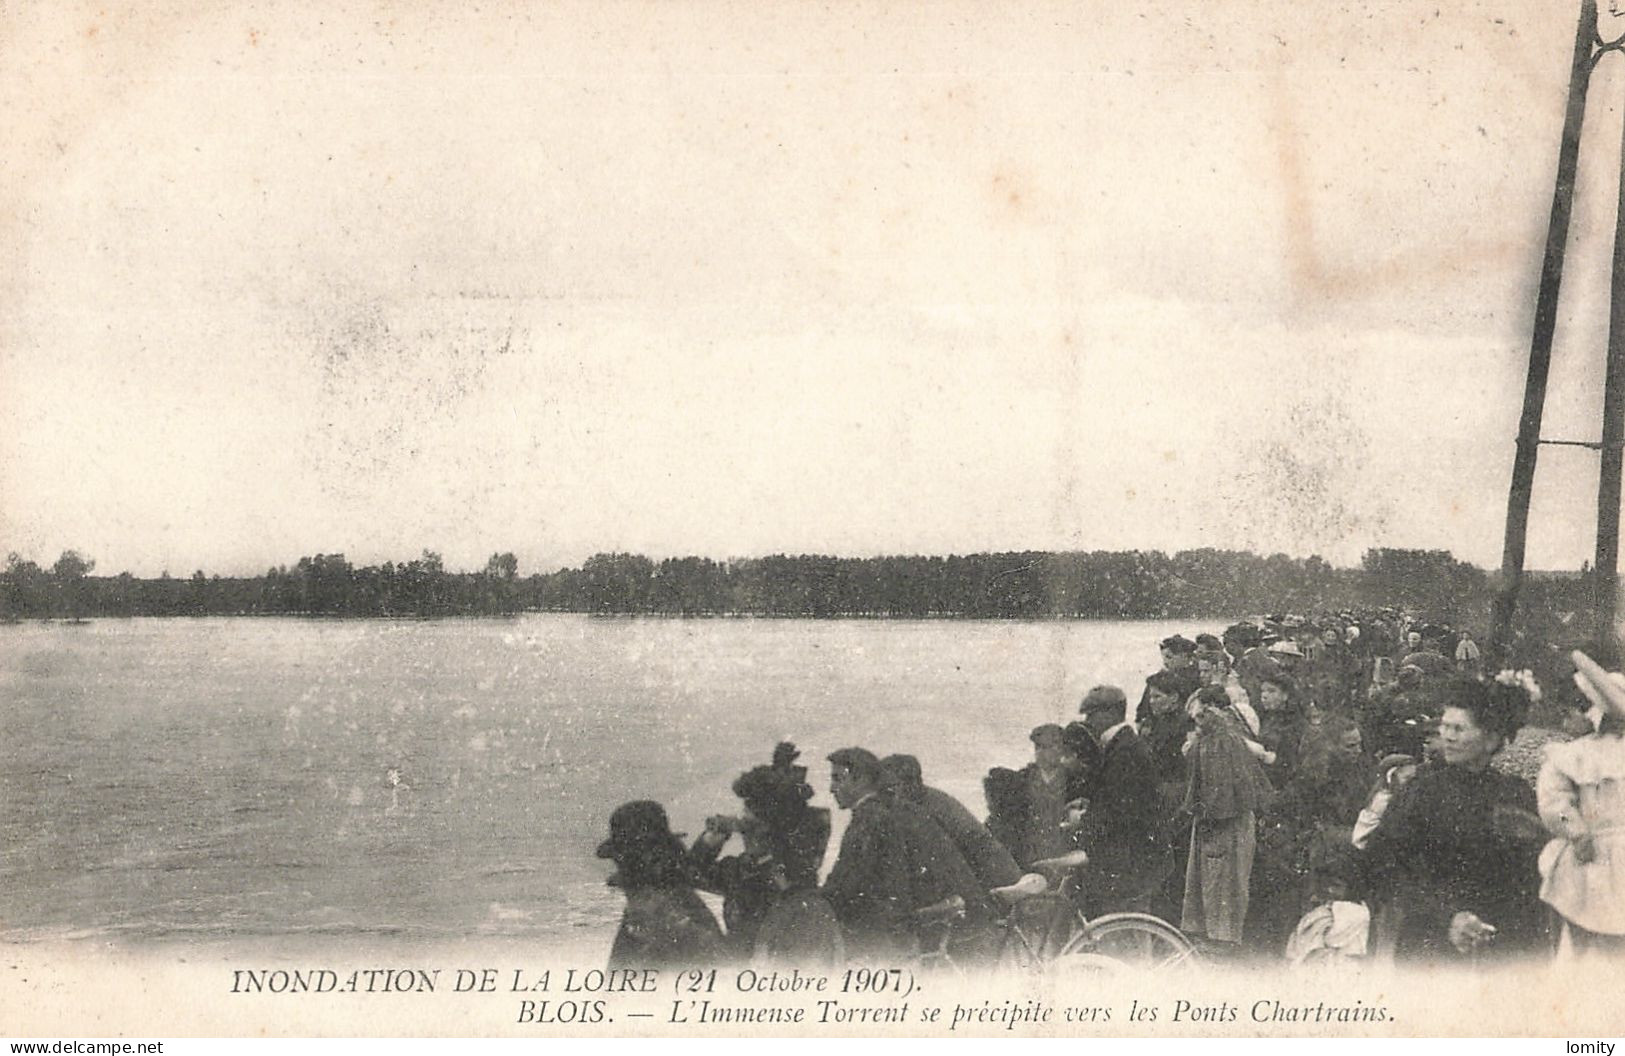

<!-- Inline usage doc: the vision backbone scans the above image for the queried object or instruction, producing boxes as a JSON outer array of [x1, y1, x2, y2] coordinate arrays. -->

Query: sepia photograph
[[3, 0, 1625, 1041]]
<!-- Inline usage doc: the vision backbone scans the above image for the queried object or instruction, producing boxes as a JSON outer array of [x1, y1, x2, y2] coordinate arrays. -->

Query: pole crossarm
[[1595, 18, 1625, 57], [1590, 36, 1625, 66], [1538, 438, 1610, 450]]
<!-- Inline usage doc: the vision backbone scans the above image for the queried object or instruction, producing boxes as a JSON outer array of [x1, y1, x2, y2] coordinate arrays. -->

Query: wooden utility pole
[[1495, 0, 1625, 663], [1599, 113, 1625, 662]]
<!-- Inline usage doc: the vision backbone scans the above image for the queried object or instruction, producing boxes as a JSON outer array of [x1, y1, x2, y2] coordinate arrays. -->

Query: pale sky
[[1, 0, 1620, 577]]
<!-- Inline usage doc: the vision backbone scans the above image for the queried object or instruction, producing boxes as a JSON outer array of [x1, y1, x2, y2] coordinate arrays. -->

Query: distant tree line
[[534, 548, 1498, 621], [1, 546, 1519, 624], [1, 550, 523, 619]]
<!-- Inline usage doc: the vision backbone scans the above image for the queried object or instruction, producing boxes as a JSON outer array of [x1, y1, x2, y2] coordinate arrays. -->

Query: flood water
[[0, 614, 1187, 950]]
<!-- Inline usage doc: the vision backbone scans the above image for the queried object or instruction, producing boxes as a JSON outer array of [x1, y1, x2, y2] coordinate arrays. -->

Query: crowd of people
[[592, 611, 1625, 971]]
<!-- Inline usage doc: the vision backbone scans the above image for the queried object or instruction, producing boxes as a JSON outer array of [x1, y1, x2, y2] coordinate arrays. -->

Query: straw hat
[[1572, 650, 1625, 722]]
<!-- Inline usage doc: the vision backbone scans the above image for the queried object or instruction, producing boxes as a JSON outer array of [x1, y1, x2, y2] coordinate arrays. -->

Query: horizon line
[[4, 544, 1583, 581]]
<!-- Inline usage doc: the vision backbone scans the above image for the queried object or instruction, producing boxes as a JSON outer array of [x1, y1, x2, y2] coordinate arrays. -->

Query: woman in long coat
[[1181, 686, 1275, 953]]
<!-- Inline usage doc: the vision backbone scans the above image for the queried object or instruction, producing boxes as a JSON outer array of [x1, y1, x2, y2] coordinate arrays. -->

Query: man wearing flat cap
[[880, 753, 1022, 890], [824, 748, 991, 958], [1138, 634, 1203, 724], [1018, 724, 1080, 868], [1077, 685, 1162, 916], [1230, 623, 1281, 710], [821, 748, 909, 955]]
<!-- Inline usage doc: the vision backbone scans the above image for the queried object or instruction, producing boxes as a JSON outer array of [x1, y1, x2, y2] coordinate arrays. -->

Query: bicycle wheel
[[1054, 912, 1198, 974], [995, 897, 1083, 975]]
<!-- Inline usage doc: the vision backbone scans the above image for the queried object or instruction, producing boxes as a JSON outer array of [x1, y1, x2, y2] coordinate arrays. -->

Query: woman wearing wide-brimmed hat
[[1539, 652, 1625, 960], [688, 743, 841, 967], [596, 800, 723, 968]]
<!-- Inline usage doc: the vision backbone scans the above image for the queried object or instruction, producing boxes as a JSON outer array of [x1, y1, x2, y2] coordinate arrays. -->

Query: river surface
[[0, 614, 1188, 950]]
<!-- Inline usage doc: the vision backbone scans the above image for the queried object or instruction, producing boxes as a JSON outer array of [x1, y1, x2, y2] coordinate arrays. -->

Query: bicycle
[[913, 850, 1199, 977]]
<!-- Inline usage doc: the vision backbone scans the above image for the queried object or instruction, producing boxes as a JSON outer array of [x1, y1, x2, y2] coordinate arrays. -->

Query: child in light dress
[[1539, 653, 1625, 959]]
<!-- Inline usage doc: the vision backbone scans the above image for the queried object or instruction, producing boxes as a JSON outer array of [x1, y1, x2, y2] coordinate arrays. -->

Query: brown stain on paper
[[1269, 65, 1522, 306]]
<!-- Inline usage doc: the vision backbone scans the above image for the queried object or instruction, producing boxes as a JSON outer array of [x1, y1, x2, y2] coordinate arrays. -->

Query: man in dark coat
[[1019, 724, 1082, 867], [1139, 670, 1197, 923], [596, 800, 724, 968], [983, 766, 1033, 868], [1077, 685, 1164, 917], [1137, 634, 1202, 724], [823, 747, 991, 958], [879, 753, 1023, 890]]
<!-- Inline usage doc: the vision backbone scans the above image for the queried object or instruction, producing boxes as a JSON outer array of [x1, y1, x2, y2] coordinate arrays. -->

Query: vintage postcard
[[3, 0, 1625, 1041]]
